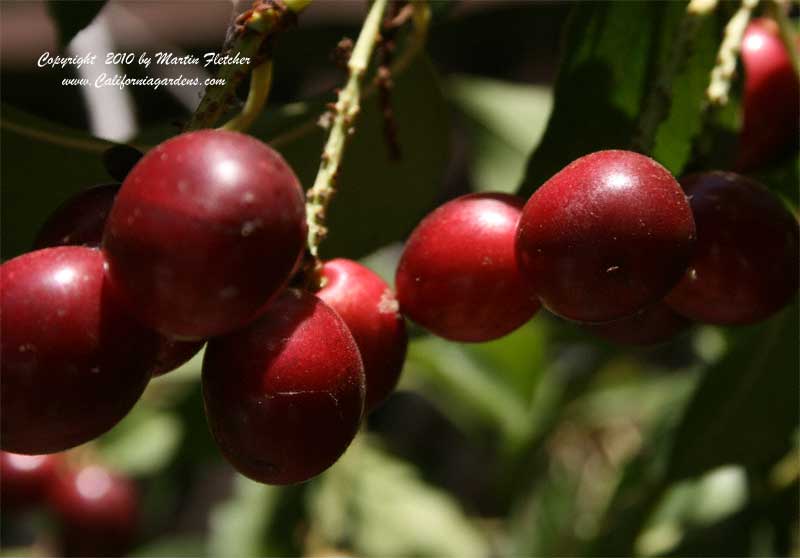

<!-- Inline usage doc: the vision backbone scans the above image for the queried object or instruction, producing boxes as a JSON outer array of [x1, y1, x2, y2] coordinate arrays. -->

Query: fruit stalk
[[221, 60, 274, 132], [304, 0, 389, 258], [706, 0, 760, 105], [185, 0, 310, 131]]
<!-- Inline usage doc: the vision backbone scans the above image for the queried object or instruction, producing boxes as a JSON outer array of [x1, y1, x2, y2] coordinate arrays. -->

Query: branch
[[706, 0, 760, 106], [304, 0, 389, 260]]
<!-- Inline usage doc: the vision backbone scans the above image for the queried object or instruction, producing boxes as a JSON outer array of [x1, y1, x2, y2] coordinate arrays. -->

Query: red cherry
[[33, 184, 203, 376], [0, 247, 157, 454], [318, 259, 407, 412], [736, 18, 800, 172], [49, 463, 139, 557], [202, 289, 365, 485], [103, 130, 307, 340], [666, 172, 799, 324], [582, 302, 690, 346], [396, 193, 539, 342], [0, 451, 60, 510], [34, 184, 120, 250], [516, 150, 696, 323]]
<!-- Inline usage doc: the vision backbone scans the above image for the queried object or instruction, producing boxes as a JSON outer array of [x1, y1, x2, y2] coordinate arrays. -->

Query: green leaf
[[1, 104, 111, 260], [446, 75, 552, 192], [46, 1, 107, 47], [518, 1, 687, 197], [96, 406, 183, 476], [308, 437, 489, 558], [251, 56, 449, 260], [667, 305, 800, 481], [208, 476, 283, 558]]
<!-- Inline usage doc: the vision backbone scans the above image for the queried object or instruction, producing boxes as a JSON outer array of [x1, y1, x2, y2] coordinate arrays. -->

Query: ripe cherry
[[0, 451, 60, 510], [49, 463, 139, 557], [33, 189, 203, 377], [318, 258, 407, 412], [736, 18, 800, 172], [582, 302, 690, 346], [516, 150, 696, 323], [666, 172, 799, 324], [202, 289, 365, 485], [395, 193, 539, 342], [1, 247, 157, 454], [34, 184, 120, 249], [103, 130, 307, 340]]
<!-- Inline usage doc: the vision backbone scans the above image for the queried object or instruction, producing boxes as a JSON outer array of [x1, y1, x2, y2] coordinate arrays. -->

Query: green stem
[[184, 1, 310, 131], [304, 0, 389, 258], [768, 0, 800, 79], [221, 60, 274, 132], [707, 0, 760, 106]]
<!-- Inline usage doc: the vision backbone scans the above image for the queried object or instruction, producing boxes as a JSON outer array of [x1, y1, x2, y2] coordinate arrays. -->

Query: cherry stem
[[634, 0, 719, 154], [220, 60, 274, 132], [707, 0, 760, 106], [767, 0, 800, 80], [184, 0, 311, 131], [304, 0, 390, 260]]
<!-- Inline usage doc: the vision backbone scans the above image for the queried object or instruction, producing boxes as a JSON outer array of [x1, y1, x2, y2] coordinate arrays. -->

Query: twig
[[707, 0, 760, 106], [303, 0, 389, 268]]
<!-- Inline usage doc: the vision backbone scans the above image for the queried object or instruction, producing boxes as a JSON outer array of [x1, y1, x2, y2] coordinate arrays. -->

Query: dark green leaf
[[667, 305, 800, 481], [46, 1, 107, 47]]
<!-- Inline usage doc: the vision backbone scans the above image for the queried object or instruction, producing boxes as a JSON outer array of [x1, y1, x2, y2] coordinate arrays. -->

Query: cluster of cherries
[[1, 451, 138, 557], [1, 17, 798, 496]]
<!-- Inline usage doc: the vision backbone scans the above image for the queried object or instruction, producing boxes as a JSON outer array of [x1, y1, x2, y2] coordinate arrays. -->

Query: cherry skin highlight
[[202, 289, 365, 485], [582, 301, 690, 346], [395, 193, 540, 342], [666, 172, 799, 325], [516, 150, 696, 323], [48, 463, 139, 557], [318, 258, 407, 413], [736, 18, 800, 172], [0, 451, 60, 510], [0, 247, 157, 454], [33, 190, 203, 377], [103, 130, 307, 340], [34, 183, 120, 249]]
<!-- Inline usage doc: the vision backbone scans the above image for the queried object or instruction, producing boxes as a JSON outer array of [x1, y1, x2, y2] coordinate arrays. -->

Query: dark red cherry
[[516, 150, 696, 323], [33, 184, 120, 249], [582, 302, 690, 346], [736, 18, 800, 172], [103, 130, 307, 340], [202, 289, 365, 485], [666, 172, 799, 324], [32, 185, 203, 376], [395, 193, 539, 342], [0, 247, 157, 454], [318, 258, 407, 412], [49, 463, 139, 557], [0, 451, 60, 510]]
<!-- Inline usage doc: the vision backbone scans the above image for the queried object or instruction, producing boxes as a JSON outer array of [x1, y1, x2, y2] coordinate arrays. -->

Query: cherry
[[49, 463, 139, 557], [33, 184, 120, 249], [0, 451, 60, 510], [516, 150, 696, 323], [582, 301, 690, 346], [395, 193, 539, 342], [103, 130, 307, 340], [317, 258, 407, 412], [736, 18, 800, 172], [202, 289, 365, 485], [33, 189, 203, 377], [666, 172, 799, 324], [0, 247, 157, 454]]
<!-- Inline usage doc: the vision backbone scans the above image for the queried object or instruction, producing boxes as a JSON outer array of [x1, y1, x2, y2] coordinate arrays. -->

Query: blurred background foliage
[[1, 1, 798, 557]]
